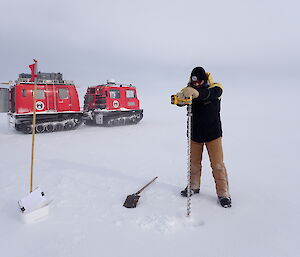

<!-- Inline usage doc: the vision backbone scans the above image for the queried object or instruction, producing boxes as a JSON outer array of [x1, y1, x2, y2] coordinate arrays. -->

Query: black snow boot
[[180, 187, 200, 197], [218, 196, 232, 208]]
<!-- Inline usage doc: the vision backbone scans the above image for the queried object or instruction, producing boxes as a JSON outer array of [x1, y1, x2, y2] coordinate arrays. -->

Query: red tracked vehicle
[[83, 79, 143, 126], [8, 72, 83, 133]]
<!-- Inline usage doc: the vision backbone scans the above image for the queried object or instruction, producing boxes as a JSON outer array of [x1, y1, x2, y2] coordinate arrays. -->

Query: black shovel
[[123, 176, 158, 208]]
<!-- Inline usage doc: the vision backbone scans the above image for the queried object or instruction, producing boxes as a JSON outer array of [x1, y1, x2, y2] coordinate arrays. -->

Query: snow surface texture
[[0, 82, 299, 257]]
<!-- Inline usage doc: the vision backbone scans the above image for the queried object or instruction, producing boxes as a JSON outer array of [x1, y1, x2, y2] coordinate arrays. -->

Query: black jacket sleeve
[[194, 86, 223, 102]]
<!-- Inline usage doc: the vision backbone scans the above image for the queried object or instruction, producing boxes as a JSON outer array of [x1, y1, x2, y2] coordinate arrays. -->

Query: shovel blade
[[18, 186, 47, 213], [123, 194, 140, 208]]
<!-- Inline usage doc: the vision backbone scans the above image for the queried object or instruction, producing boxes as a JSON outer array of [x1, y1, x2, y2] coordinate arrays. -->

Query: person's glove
[[174, 87, 199, 107], [176, 91, 185, 100], [181, 87, 199, 99], [173, 89, 192, 107], [176, 88, 199, 100]]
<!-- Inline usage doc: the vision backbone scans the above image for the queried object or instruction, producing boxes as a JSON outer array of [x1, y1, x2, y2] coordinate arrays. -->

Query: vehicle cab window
[[110, 89, 120, 99], [35, 89, 45, 99], [58, 88, 69, 99], [126, 90, 135, 98]]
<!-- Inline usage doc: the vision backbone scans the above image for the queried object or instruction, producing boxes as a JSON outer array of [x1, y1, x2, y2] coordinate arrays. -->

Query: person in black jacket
[[176, 67, 231, 208]]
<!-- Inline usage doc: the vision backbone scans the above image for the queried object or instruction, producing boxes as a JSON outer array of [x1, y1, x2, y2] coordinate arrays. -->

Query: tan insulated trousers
[[190, 137, 230, 197]]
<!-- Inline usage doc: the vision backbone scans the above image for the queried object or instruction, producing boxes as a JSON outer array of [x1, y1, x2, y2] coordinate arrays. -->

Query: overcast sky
[[1, 0, 299, 90]]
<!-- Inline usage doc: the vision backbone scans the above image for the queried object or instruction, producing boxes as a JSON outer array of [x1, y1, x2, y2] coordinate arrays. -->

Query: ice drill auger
[[171, 95, 193, 217]]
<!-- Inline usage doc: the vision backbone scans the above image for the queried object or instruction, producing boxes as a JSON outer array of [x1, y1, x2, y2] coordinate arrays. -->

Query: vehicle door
[[56, 87, 71, 111], [108, 89, 121, 110], [0, 88, 9, 112], [34, 87, 47, 113], [45, 85, 55, 111], [125, 89, 139, 109]]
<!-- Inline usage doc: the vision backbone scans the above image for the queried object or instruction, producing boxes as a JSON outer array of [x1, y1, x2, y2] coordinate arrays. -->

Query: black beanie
[[191, 67, 207, 82]]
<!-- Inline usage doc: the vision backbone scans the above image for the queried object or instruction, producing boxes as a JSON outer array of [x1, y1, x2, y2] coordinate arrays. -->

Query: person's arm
[[193, 83, 223, 101]]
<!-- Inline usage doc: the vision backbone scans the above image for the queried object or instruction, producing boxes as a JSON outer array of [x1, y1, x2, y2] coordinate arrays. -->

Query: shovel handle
[[136, 176, 158, 195]]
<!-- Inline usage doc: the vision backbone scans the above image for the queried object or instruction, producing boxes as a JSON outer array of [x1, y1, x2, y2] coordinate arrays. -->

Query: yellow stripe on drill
[[171, 95, 192, 105]]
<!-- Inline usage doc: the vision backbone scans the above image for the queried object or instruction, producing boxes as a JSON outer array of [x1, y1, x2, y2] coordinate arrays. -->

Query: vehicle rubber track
[[15, 116, 83, 134], [84, 111, 143, 127]]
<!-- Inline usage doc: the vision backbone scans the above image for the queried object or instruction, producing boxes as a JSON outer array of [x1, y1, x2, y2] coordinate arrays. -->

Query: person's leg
[[190, 140, 204, 190], [206, 137, 230, 197]]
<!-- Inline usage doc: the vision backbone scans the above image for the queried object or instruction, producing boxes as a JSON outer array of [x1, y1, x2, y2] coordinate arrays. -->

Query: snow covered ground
[[0, 80, 299, 257]]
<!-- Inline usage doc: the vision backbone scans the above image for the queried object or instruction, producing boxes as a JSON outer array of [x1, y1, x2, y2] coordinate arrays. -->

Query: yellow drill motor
[[171, 95, 192, 105]]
